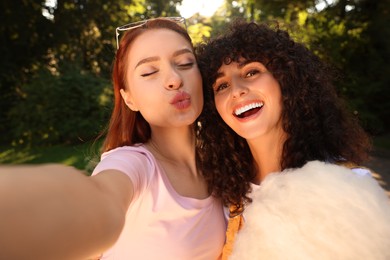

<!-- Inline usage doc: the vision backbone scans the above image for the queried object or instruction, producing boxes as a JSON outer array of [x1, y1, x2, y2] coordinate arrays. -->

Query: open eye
[[214, 82, 229, 92], [245, 69, 259, 78]]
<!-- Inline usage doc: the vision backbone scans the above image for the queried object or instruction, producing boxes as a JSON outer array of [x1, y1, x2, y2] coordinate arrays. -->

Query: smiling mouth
[[234, 102, 264, 118]]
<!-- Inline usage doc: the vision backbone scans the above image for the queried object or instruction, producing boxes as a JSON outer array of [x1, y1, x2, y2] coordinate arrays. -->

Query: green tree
[[0, 0, 53, 144], [306, 0, 390, 133], [9, 65, 111, 146], [208, 0, 390, 134], [1, 0, 186, 146]]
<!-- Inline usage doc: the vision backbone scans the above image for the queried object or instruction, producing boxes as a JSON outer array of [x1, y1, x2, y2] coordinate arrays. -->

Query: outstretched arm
[[0, 164, 133, 260]]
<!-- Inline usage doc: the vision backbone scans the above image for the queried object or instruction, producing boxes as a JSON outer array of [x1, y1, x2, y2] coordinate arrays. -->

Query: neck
[[247, 132, 286, 184], [146, 125, 208, 198], [146, 125, 196, 166]]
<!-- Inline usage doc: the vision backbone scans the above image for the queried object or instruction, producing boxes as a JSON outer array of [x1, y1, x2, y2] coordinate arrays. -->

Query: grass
[[1, 134, 389, 174], [0, 141, 102, 173]]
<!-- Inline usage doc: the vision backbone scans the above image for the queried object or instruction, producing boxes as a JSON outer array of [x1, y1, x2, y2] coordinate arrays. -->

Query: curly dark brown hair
[[196, 20, 371, 214]]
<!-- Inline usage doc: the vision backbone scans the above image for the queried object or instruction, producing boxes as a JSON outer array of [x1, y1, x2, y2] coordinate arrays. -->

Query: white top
[[247, 164, 372, 218], [92, 145, 226, 260]]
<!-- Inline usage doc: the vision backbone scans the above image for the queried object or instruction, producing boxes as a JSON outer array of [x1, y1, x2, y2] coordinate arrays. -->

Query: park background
[[0, 0, 389, 191]]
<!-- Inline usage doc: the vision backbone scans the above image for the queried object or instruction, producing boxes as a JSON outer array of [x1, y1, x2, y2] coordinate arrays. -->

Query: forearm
[[0, 164, 126, 259]]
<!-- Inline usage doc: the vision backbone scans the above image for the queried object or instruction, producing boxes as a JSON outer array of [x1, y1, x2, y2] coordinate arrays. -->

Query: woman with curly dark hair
[[197, 20, 390, 259]]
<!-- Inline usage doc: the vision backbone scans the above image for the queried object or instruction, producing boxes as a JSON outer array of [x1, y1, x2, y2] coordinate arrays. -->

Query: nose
[[231, 79, 248, 99], [165, 67, 183, 90]]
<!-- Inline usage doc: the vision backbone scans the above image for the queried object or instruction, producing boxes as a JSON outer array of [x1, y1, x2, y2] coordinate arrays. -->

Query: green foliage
[[1, 0, 388, 151], [305, 0, 390, 134], [187, 21, 212, 44], [373, 134, 390, 151], [0, 0, 54, 144], [0, 140, 102, 173], [208, 0, 389, 135], [8, 64, 112, 146], [0, 0, 184, 146]]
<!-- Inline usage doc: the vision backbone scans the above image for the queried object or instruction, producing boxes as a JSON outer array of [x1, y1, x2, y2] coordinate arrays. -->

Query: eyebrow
[[238, 60, 252, 68], [135, 57, 160, 69], [134, 48, 193, 69], [215, 60, 253, 81], [172, 48, 193, 58], [215, 71, 225, 80], [215, 60, 252, 80]]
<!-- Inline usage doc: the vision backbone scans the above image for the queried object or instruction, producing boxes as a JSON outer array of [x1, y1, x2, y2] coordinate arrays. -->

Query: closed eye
[[141, 70, 158, 77], [178, 62, 194, 69]]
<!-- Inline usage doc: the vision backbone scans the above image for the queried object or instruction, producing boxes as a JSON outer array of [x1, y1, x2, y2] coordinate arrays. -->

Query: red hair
[[102, 19, 192, 152]]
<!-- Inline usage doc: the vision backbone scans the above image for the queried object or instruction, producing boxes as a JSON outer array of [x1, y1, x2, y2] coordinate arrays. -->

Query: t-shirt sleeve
[[92, 146, 155, 199]]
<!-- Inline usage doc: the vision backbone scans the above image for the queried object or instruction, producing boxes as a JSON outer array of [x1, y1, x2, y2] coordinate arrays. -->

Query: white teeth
[[234, 102, 264, 116]]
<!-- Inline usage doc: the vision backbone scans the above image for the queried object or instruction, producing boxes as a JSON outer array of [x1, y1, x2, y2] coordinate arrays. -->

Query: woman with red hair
[[0, 18, 226, 260]]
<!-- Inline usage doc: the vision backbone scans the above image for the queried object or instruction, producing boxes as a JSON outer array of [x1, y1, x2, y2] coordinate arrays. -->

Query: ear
[[120, 89, 139, 111]]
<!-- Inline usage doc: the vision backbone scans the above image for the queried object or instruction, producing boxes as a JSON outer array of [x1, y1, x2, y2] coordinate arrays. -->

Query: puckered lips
[[233, 101, 264, 120], [170, 91, 191, 109]]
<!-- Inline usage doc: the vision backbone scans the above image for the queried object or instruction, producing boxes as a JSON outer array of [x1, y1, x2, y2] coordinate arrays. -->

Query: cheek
[[194, 74, 203, 97], [270, 87, 284, 123], [214, 95, 227, 118], [265, 78, 283, 107], [274, 87, 283, 113], [190, 71, 204, 109], [192, 70, 202, 90], [193, 89, 204, 116]]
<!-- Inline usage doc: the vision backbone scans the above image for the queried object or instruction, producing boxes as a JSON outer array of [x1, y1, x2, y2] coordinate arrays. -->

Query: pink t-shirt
[[92, 145, 226, 260]]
